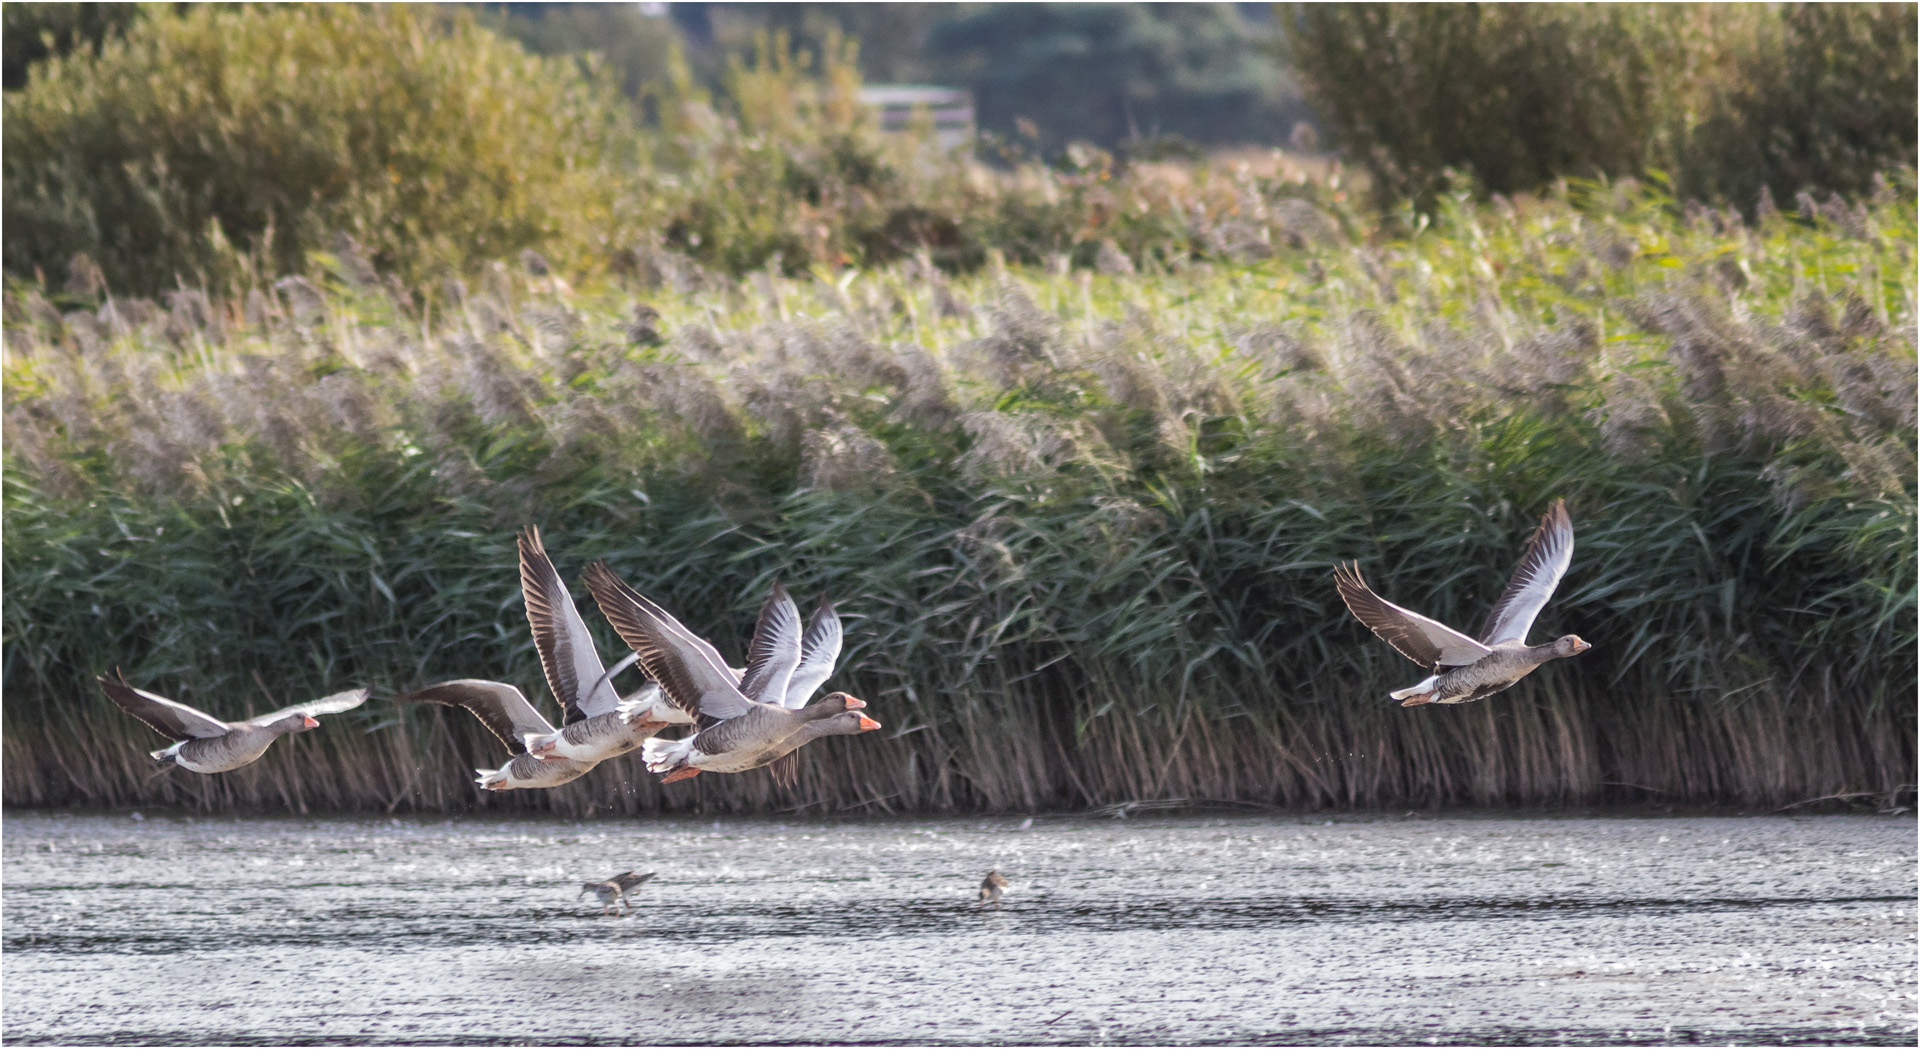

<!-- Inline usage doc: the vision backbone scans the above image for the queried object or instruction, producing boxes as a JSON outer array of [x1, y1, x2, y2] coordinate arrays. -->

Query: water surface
[[3, 810, 1912, 1045]]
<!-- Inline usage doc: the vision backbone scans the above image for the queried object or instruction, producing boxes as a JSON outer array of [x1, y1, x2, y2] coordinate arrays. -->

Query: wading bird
[[580, 870, 655, 914], [583, 563, 868, 783], [99, 671, 368, 773], [979, 870, 1010, 906], [1335, 498, 1591, 706]]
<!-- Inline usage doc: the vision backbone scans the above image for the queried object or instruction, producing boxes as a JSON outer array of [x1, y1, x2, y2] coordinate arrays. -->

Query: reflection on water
[[3, 811, 1913, 1046]]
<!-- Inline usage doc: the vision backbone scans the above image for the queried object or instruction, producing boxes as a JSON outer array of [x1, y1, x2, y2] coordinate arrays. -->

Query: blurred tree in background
[[1677, 3, 1918, 208], [1, 2, 1913, 295], [1280, 2, 1917, 210], [914, 3, 1308, 152], [1, 1, 145, 90], [3, 3, 638, 293], [473, 2, 681, 101]]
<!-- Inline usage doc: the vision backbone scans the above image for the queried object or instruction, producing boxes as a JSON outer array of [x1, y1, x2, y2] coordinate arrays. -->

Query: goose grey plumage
[[1335, 498, 1591, 706], [100, 670, 368, 773], [734, 707, 883, 788], [580, 870, 655, 914], [512, 526, 690, 762], [582, 562, 866, 783], [393, 679, 597, 790]]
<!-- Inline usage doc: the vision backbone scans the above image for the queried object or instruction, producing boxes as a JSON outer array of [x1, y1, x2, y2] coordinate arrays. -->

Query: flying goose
[[603, 592, 847, 743], [513, 526, 691, 762], [580, 870, 655, 914], [99, 670, 368, 773], [738, 595, 864, 787], [1335, 498, 1590, 706], [733, 707, 883, 787], [582, 562, 865, 783], [393, 679, 598, 790]]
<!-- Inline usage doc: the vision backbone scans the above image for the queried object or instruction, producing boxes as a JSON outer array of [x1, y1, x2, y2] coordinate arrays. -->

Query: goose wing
[[394, 679, 553, 754], [1477, 499, 1575, 646], [737, 583, 802, 705], [99, 671, 231, 740], [780, 596, 844, 710], [1334, 563, 1491, 669], [519, 526, 617, 723], [246, 688, 371, 727], [582, 562, 755, 724]]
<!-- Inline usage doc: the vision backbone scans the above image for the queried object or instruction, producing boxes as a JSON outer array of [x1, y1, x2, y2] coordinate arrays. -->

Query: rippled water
[[2, 810, 1912, 1045]]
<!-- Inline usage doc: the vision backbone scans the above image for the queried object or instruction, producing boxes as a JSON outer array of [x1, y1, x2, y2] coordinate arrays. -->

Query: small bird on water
[[580, 870, 655, 915], [979, 870, 1009, 906], [1335, 498, 1591, 706]]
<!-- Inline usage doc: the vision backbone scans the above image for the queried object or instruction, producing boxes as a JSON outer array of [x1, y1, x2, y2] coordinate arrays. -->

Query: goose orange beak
[[841, 695, 867, 710], [301, 715, 321, 729], [857, 714, 882, 731]]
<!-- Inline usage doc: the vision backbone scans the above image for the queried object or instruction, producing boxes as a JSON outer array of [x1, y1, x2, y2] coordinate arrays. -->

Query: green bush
[[1, 1, 147, 90], [2, 4, 639, 295], [1679, 3, 1918, 208], [1280, 3, 1916, 210], [1278, 4, 1684, 208]]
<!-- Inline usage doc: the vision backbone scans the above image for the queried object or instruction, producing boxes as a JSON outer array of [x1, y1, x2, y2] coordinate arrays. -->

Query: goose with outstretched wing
[[512, 526, 692, 762], [731, 597, 878, 788], [392, 679, 599, 790], [583, 564, 867, 783], [1335, 499, 1591, 706], [100, 671, 367, 773]]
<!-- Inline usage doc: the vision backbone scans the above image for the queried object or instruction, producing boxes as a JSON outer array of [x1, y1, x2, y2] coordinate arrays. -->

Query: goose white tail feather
[[150, 741, 185, 761], [642, 736, 695, 774], [1389, 675, 1440, 702], [475, 767, 509, 790]]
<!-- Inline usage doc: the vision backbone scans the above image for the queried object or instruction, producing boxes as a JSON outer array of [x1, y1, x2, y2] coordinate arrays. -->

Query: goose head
[[1554, 635, 1592, 657], [268, 713, 323, 734], [803, 692, 866, 720]]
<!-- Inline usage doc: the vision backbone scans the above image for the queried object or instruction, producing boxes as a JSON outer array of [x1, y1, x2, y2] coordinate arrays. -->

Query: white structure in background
[[858, 85, 975, 150]]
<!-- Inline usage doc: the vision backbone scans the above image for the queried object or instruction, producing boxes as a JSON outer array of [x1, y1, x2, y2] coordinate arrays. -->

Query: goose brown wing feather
[[582, 562, 755, 724], [1477, 499, 1576, 646], [99, 671, 231, 741], [782, 596, 844, 709], [1334, 563, 1491, 669], [737, 582, 802, 704], [519, 526, 616, 724], [393, 679, 552, 754]]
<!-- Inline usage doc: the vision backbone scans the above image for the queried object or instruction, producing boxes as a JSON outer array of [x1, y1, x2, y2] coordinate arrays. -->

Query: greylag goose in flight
[[582, 562, 865, 783], [580, 870, 655, 914], [1335, 498, 1590, 706], [733, 706, 882, 787], [393, 679, 598, 790], [99, 670, 367, 773], [727, 594, 871, 787], [513, 526, 691, 762]]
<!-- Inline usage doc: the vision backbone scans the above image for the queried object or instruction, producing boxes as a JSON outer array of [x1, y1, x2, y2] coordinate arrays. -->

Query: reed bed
[[3, 177, 1913, 814]]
